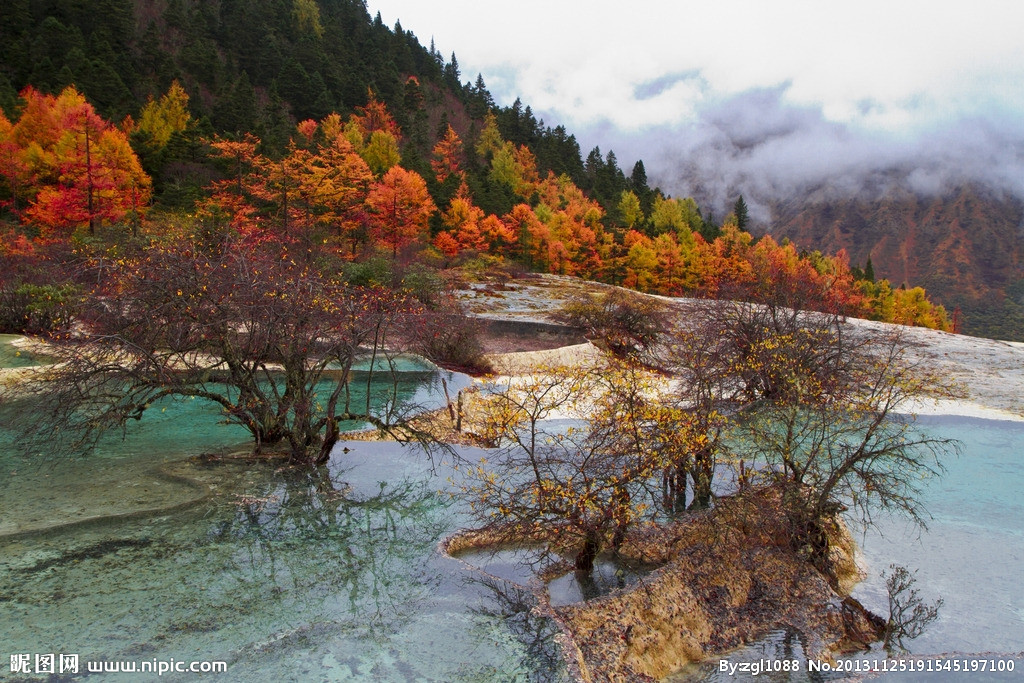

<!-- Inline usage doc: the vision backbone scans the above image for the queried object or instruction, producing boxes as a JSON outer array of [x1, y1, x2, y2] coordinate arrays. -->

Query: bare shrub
[[410, 298, 491, 374], [882, 564, 943, 653], [556, 288, 668, 359]]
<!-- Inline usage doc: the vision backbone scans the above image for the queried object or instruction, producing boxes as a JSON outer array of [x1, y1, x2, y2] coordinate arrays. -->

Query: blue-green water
[[851, 416, 1024, 655], [2, 330, 1021, 682], [0, 334, 50, 368], [0, 361, 566, 682]]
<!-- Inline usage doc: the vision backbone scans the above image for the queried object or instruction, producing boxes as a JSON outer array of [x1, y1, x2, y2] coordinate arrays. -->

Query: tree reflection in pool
[[0, 367, 568, 681]]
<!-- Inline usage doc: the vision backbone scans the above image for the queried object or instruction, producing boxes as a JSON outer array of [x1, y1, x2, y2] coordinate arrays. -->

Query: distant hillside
[[768, 185, 1024, 340], [0, 0, 975, 338]]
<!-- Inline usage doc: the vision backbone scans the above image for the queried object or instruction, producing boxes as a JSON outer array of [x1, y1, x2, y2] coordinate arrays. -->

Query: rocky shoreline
[[443, 491, 880, 682]]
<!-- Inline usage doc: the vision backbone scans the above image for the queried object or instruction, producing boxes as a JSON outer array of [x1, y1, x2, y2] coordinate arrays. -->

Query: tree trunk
[[663, 463, 688, 514], [83, 115, 96, 235], [690, 446, 714, 509], [316, 417, 339, 465], [574, 532, 601, 573]]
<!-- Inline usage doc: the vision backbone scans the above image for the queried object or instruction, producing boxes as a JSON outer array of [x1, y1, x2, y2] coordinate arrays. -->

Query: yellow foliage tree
[[136, 81, 192, 149], [460, 356, 693, 573]]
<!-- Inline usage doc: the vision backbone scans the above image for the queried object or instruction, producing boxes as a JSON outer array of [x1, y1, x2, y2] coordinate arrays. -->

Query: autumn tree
[[361, 129, 401, 175], [653, 233, 693, 295], [891, 286, 951, 330], [474, 110, 504, 161], [656, 306, 736, 510], [727, 322, 958, 577], [12, 86, 151, 238], [350, 91, 402, 140], [504, 202, 548, 268], [621, 229, 657, 291], [296, 128, 374, 256], [203, 123, 375, 255], [201, 133, 265, 239], [460, 357, 688, 573], [659, 289, 959, 576], [365, 166, 436, 258], [134, 80, 192, 150], [616, 190, 643, 230], [292, 0, 325, 38], [489, 142, 539, 198], [693, 223, 755, 298], [438, 182, 487, 252], [650, 195, 686, 236], [18, 233, 430, 466], [430, 124, 464, 184], [348, 92, 402, 175]]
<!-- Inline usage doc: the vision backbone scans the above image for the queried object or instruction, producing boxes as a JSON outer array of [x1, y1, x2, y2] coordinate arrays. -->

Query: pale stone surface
[[465, 273, 1024, 420]]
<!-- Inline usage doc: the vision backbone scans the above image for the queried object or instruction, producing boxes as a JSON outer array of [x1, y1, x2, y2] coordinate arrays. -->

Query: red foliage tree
[[350, 91, 401, 140], [430, 124, 464, 184], [365, 166, 436, 258], [14, 87, 151, 238]]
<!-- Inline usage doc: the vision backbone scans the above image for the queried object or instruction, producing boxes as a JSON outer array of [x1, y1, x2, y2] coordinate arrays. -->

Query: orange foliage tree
[[201, 134, 265, 240], [294, 129, 374, 256], [8, 86, 151, 238], [203, 119, 377, 255], [365, 166, 436, 258], [438, 182, 487, 252], [430, 124, 464, 184]]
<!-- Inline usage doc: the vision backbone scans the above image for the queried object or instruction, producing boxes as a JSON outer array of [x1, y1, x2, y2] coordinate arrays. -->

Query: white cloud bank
[[597, 87, 1024, 219], [367, 0, 1024, 209]]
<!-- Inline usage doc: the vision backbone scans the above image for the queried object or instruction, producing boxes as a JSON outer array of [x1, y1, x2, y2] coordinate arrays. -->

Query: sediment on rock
[[451, 490, 880, 682]]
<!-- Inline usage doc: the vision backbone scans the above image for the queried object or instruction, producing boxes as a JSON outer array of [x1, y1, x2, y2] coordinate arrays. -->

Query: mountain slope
[[768, 186, 1024, 339], [1, 0, 423, 119]]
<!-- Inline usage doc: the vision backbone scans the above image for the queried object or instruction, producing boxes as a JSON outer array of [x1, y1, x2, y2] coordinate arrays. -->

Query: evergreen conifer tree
[[734, 195, 749, 231]]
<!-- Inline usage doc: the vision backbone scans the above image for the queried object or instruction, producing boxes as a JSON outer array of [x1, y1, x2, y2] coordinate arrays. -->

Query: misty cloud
[[632, 72, 705, 101], [572, 86, 1024, 223], [368, 0, 1024, 223]]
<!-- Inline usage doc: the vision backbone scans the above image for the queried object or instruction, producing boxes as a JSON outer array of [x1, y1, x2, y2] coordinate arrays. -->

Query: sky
[[366, 0, 1024, 216]]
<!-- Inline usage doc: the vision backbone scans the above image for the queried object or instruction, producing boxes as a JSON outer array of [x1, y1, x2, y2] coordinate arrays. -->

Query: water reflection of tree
[[466, 574, 568, 683], [686, 629, 812, 683], [205, 465, 452, 635]]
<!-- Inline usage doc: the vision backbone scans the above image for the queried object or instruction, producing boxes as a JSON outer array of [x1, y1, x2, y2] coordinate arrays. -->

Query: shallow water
[[0, 334, 50, 368], [455, 545, 649, 607], [3, 360, 1022, 682], [1, 369, 567, 682]]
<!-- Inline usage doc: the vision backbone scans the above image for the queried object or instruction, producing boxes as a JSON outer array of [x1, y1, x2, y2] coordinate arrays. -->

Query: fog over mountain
[[367, 0, 1024, 227], [561, 83, 1024, 340], [575, 85, 1024, 223]]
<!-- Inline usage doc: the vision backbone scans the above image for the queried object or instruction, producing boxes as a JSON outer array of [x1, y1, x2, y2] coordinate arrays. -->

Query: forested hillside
[[0, 0, 953, 337], [0, 0, 596, 209], [769, 186, 1024, 340]]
